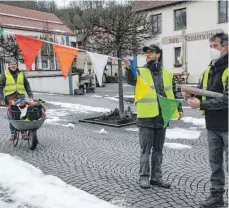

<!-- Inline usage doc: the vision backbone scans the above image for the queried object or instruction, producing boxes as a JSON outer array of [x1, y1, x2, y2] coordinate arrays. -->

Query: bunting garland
[[53, 44, 78, 79], [134, 75, 152, 105], [87, 52, 109, 86], [1, 30, 182, 124], [15, 35, 43, 71], [1, 30, 121, 79]]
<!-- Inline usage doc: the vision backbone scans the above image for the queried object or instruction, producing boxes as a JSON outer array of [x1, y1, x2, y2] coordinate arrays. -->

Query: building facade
[[0, 3, 76, 73], [132, 0, 228, 83]]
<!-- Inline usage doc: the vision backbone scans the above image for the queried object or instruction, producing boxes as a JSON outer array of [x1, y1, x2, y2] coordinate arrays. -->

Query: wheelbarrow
[[9, 118, 46, 150], [7, 99, 46, 150]]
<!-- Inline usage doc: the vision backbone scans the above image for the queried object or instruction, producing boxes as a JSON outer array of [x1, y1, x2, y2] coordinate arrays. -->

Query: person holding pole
[[183, 32, 228, 208], [124, 44, 183, 189]]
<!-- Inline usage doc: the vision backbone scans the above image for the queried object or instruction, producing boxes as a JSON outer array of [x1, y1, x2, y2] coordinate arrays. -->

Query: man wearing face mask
[[124, 44, 183, 189], [0, 58, 33, 140], [183, 32, 228, 208]]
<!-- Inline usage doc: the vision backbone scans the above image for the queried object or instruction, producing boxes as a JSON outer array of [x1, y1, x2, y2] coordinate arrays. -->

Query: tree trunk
[[117, 50, 124, 118]]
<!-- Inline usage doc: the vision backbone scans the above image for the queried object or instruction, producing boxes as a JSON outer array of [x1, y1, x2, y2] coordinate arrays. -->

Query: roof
[[131, 0, 186, 12], [0, 3, 73, 34]]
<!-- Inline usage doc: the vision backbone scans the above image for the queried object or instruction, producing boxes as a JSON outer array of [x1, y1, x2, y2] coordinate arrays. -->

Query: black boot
[[199, 194, 224, 208], [150, 179, 171, 189], [139, 178, 150, 189]]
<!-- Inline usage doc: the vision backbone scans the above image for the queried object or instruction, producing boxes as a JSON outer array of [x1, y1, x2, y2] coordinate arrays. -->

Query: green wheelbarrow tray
[[9, 118, 46, 131]]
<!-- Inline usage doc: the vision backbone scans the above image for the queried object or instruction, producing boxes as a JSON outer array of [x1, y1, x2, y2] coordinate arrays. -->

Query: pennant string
[[2, 30, 123, 61]]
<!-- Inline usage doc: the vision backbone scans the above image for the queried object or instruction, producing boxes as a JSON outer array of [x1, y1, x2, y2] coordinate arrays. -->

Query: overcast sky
[[52, 0, 124, 8]]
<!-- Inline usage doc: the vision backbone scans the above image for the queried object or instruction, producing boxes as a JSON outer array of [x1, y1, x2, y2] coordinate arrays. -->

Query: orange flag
[[53, 44, 78, 79], [15, 35, 43, 71]]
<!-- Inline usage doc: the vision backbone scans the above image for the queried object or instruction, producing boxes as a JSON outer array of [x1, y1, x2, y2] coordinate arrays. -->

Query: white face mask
[[210, 48, 221, 62]]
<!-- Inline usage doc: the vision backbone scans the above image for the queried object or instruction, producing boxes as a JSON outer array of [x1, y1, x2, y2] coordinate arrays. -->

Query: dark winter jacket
[[199, 55, 228, 131], [0, 68, 33, 104], [125, 61, 182, 128]]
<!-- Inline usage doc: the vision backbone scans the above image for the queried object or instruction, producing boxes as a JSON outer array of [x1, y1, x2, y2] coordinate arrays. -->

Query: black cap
[[143, 44, 162, 53]]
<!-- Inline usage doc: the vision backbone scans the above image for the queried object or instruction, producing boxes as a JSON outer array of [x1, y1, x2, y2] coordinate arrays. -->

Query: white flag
[[87, 52, 109, 86]]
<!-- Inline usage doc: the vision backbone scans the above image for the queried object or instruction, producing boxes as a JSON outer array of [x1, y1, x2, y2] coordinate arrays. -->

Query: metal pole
[[65, 32, 73, 95], [53, 34, 57, 70], [182, 29, 188, 84], [117, 54, 124, 118]]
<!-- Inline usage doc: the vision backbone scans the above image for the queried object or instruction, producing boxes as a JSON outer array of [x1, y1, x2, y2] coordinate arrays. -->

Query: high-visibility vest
[[200, 66, 228, 115], [136, 67, 179, 119], [3, 70, 26, 97]]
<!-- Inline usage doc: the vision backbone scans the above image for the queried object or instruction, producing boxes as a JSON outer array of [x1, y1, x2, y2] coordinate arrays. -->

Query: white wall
[[28, 74, 79, 94], [139, 1, 228, 83]]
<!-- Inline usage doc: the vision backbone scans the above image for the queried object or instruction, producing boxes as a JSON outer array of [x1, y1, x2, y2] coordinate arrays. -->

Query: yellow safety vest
[[136, 67, 179, 119], [4, 70, 26, 97], [200, 66, 228, 115]]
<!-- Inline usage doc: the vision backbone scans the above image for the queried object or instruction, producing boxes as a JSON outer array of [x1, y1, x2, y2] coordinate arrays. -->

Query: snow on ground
[[89, 95, 103, 98], [45, 109, 68, 126], [94, 128, 108, 134], [125, 127, 201, 140], [105, 97, 119, 102], [125, 128, 139, 132], [123, 95, 134, 98], [45, 101, 110, 126], [34, 92, 58, 96], [0, 153, 119, 208], [182, 117, 205, 126], [46, 101, 110, 114], [166, 128, 201, 140], [164, 143, 192, 149]]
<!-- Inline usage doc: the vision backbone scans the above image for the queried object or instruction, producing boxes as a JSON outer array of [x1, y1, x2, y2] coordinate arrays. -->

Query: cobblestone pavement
[[0, 84, 228, 208]]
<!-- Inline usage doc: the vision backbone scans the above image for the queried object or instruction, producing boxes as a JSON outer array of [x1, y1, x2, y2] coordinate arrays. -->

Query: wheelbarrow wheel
[[28, 130, 38, 150], [13, 131, 19, 147]]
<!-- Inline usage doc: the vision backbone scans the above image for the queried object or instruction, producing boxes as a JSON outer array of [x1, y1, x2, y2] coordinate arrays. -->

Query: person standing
[[124, 44, 183, 189], [184, 32, 228, 208], [0, 58, 33, 140]]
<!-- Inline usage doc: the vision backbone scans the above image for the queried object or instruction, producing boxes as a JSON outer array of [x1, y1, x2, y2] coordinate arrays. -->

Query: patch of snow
[[46, 101, 110, 114], [189, 127, 197, 130], [0, 153, 119, 208], [94, 128, 108, 134], [124, 95, 134, 98], [182, 117, 205, 126], [34, 92, 58, 96], [166, 128, 201, 140], [125, 128, 139, 132], [0, 106, 7, 109], [63, 123, 75, 128], [164, 143, 192, 149], [45, 109, 68, 125], [89, 95, 103, 98], [105, 97, 119, 102]]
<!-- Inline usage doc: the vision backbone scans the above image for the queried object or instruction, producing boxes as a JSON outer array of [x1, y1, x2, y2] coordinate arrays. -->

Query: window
[[152, 14, 162, 34], [174, 47, 182, 67], [219, 0, 228, 23], [174, 8, 186, 30], [41, 56, 48, 69]]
